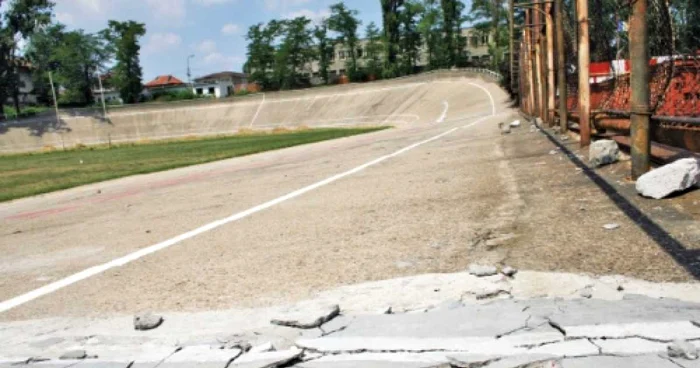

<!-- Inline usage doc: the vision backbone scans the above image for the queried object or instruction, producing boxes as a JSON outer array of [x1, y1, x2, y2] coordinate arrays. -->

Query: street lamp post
[[187, 54, 195, 92]]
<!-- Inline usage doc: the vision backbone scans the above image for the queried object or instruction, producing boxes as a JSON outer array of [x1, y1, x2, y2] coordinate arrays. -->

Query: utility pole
[[187, 54, 195, 91], [96, 72, 107, 119], [48, 71, 63, 150], [629, 0, 650, 178], [555, 0, 568, 132], [577, 0, 591, 146]]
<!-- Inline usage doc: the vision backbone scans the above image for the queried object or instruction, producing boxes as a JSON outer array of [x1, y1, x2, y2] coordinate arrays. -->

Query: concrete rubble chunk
[[501, 266, 518, 277], [510, 120, 521, 128], [134, 312, 164, 331], [499, 123, 511, 135], [229, 348, 303, 368], [589, 139, 620, 168], [271, 304, 340, 329], [603, 223, 620, 231], [668, 339, 699, 360], [636, 158, 700, 199], [468, 264, 498, 277], [59, 350, 89, 360]]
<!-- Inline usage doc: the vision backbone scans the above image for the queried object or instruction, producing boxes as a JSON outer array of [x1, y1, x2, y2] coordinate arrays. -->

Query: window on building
[[339, 51, 346, 60], [471, 36, 479, 47], [472, 56, 480, 61], [482, 35, 488, 44], [196, 88, 203, 95], [208, 87, 216, 95], [356, 48, 363, 58]]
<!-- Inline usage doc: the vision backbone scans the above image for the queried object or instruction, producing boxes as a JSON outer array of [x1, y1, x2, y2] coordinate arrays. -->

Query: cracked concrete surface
[[2, 270, 700, 367]]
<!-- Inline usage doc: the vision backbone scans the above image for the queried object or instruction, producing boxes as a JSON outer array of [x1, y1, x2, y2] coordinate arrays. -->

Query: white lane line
[[437, 101, 449, 123], [468, 82, 496, 116], [249, 93, 266, 128], [0, 82, 498, 314]]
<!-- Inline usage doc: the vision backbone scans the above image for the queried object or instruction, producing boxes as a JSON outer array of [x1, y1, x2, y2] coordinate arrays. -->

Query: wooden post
[[577, 0, 591, 146]]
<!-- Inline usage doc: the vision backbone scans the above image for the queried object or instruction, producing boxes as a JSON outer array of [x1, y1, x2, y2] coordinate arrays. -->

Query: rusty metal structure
[[511, 0, 699, 177]]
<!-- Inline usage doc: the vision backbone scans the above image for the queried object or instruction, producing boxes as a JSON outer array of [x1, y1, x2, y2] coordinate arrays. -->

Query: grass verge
[[0, 127, 388, 202]]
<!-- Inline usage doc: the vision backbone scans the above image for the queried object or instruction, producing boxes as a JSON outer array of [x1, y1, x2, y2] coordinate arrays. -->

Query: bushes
[[150, 89, 203, 102]]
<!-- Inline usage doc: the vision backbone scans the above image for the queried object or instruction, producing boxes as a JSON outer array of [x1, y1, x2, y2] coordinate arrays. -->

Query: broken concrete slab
[[73, 361, 132, 368], [589, 139, 620, 168], [296, 336, 529, 355], [468, 264, 498, 277], [297, 352, 449, 368], [134, 313, 164, 331], [271, 305, 340, 329], [528, 340, 600, 357], [59, 350, 89, 360], [155, 346, 242, 368], [229, 348, 303, 368], [636, 158, 700, 199], [249, 342, 274, 354], [501, 267, 517, 277], [593, 337, 666, 356], [668, 339, 699, 360], [448, 354, 558, 368], [320, 301, 532, 339], [560, 354, 678, 368]]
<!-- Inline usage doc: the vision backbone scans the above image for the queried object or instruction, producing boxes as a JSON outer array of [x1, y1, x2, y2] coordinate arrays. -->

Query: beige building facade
[[304, 28, 494, 82]]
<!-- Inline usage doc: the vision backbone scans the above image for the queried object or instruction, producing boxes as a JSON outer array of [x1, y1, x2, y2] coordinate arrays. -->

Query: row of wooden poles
[[509, 0, 652, 179]]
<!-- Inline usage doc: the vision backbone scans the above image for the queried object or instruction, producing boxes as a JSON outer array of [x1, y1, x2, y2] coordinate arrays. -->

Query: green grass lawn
[[0, 127, 387, 202], [2, 105, 50, 119]]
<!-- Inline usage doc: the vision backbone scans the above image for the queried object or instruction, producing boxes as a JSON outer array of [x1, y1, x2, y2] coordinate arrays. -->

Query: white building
[[193, 72, 249, 98]]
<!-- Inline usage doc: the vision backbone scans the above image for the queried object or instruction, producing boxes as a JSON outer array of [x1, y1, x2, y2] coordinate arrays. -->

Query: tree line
[[244, 0, 488, 91], [0, 0, 145, 117]]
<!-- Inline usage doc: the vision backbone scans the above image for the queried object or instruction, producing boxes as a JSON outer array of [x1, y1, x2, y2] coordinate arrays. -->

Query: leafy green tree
[[398, 0, 423, 75], [48, 29, 110, 105], [672, 0, 700, 53], [25, 22, 62, 105], [467, 0, 508, 67], [328, 2, 362, 81], [364, 22, 384, 78], [101, 21, 146, 104], [381, 0, 404, 77], [440, 0, 465, 67], [314, 22, 334, 85], [245, 21, 281, 89], [417, 0, 445, 69], [275, 17, 315, 89], [0, 0, 53, 116]]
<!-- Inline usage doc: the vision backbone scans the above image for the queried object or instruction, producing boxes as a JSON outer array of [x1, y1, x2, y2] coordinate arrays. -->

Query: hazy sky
[[53, 0, 386, 82]]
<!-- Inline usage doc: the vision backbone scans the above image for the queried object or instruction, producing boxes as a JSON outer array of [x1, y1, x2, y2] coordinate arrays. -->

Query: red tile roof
[[144, 75, 185, 88]]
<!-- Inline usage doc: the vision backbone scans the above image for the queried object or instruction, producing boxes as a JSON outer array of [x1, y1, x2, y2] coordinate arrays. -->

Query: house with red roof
[[142, 75, 190, 99]]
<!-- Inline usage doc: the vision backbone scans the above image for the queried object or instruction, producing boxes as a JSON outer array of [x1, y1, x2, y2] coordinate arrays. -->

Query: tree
[[0, 0, 54, 116], [381, 0, 404, 77], [398, 0, 423, 74], [25, 23, 63, 105], [328, 2, 362, 81], [245, 21, 281, 89], [467, 0, 508, 67], [102, 20, 146, 104], [314, 22, 334, 85], [418, 0, 445, 69], [440, 0, 465, 67], [364, 22, 384, 78], [275, 17, 315, 89], [50, 29, 110, 105]]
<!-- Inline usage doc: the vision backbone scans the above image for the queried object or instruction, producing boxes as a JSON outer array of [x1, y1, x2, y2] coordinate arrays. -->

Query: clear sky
[[53, 0, 386, 83]]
